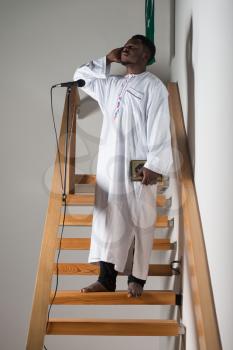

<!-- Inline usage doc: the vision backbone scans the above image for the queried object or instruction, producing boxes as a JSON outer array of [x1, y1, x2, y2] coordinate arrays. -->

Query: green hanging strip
[[145, 0, 155, 65]]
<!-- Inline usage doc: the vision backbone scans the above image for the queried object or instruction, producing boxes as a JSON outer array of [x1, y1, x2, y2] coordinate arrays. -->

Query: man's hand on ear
[[136, 166, 162, 185], [106, 47, 123, 64]]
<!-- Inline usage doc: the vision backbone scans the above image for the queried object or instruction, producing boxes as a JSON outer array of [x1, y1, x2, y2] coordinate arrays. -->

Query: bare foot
[[127, 282, 143, 298], [80, 281, 113, 293]]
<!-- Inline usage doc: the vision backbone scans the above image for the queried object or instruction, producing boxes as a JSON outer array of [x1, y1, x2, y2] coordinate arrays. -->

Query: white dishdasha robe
[[73, 56, 173, 280]]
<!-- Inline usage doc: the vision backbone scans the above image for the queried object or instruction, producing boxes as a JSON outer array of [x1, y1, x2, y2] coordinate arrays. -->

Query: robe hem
[[88, 257, 126, 273], [87, 259, 149, 280]]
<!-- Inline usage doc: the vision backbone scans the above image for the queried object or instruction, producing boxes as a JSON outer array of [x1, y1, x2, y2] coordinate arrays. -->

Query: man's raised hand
[[106, 47, 123, 64]]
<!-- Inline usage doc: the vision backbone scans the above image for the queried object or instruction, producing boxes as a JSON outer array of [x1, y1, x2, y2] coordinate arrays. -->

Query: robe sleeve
[[143, 83, 173, 176], [73, 56, 110, 104]]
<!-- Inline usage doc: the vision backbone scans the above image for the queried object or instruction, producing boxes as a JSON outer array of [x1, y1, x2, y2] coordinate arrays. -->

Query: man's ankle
[[127, 274, 146, 288], [97, 278, 116, 291]]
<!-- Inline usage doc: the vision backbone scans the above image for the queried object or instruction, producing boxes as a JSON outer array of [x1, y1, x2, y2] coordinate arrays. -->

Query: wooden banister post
[[67, 86, 80, 194]]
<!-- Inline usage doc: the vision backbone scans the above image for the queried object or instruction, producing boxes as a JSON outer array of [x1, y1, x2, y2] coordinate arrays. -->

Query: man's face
[[120, 38, 148, 66]]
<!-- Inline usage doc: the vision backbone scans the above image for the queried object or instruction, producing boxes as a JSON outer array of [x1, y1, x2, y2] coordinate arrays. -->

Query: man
[[73, 35, 173, 298]]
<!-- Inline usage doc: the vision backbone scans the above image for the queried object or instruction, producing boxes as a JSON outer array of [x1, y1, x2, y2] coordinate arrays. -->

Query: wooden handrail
[[167, 83, 222, 350], [26, 86, 79, 350]]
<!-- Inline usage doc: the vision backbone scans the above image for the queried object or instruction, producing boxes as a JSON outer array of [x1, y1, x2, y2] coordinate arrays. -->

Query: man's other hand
[[106, 47, 123, 64], [136, 166, 162, 185]]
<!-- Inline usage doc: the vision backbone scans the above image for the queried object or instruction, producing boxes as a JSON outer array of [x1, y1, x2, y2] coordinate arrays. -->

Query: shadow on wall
[[78, 95, 99, 119], [186, 17, 196, 174], [170, 0, 176, 63]]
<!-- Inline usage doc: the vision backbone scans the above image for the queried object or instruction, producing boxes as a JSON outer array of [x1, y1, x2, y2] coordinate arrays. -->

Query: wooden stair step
[[46, 318, 180, 336], [58, 238, 175, 251], [53, 263, 173, 276], [75, 174, 169, 186], [75, 174, 96, 184], [66, 194, 95, 206], [50, 290, 179, 305], [59, 214, 174, 228], [74, 174, 169, 193], [65, 193, 171, 208]]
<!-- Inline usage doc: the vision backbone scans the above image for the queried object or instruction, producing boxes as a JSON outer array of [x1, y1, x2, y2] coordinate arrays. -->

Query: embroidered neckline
[[124, 71, 148, 78], [114, 75, 133, 119]]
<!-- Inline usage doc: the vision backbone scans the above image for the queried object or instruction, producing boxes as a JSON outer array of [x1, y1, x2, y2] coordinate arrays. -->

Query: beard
[[120, 57, 134, 66], [120, 60, 128, 66]]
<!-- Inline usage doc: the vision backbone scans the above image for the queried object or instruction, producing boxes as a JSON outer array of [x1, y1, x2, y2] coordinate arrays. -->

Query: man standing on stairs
[[73, 35, 173, 298]]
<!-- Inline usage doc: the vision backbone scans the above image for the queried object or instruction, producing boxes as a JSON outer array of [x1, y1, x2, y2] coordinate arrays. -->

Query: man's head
[[121, 34, 156, 66]]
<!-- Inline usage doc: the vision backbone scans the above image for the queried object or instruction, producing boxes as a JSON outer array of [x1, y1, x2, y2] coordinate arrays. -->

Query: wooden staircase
[[26, 83, 221, 349], [47, 174, 183, 337]]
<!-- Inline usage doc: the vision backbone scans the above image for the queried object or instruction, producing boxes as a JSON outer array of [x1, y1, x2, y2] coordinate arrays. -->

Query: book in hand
[[130, 160, 146, 181]]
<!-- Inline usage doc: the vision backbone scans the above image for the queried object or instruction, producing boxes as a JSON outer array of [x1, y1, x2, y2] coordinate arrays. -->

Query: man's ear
[[142, 51, 150, 64]]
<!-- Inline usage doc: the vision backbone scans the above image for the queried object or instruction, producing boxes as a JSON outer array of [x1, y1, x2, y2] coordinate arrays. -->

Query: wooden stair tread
[[46, 318, 180, 336], [75, 174, 96, 184], [75, 174, 169, 186], [53, 263, 172, 276], [59, 214, 173, 228], [66, 194, 95, 206], [50, 290, 178, 305], [65, 193, 170, 207], [74, 174, 169, 193], [58, 238, 174, 251]]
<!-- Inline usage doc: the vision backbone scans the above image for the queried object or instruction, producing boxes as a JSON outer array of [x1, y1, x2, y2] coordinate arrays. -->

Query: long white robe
[[73, 57, 173, 280]]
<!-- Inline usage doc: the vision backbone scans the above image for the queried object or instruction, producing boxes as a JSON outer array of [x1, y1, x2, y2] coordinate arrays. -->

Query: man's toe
[[127, 288, 133, 297]]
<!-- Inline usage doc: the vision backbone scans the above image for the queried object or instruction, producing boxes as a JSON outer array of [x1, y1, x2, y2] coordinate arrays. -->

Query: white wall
[[0, 1, 174, 350], [171, 1, 233, 349]]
